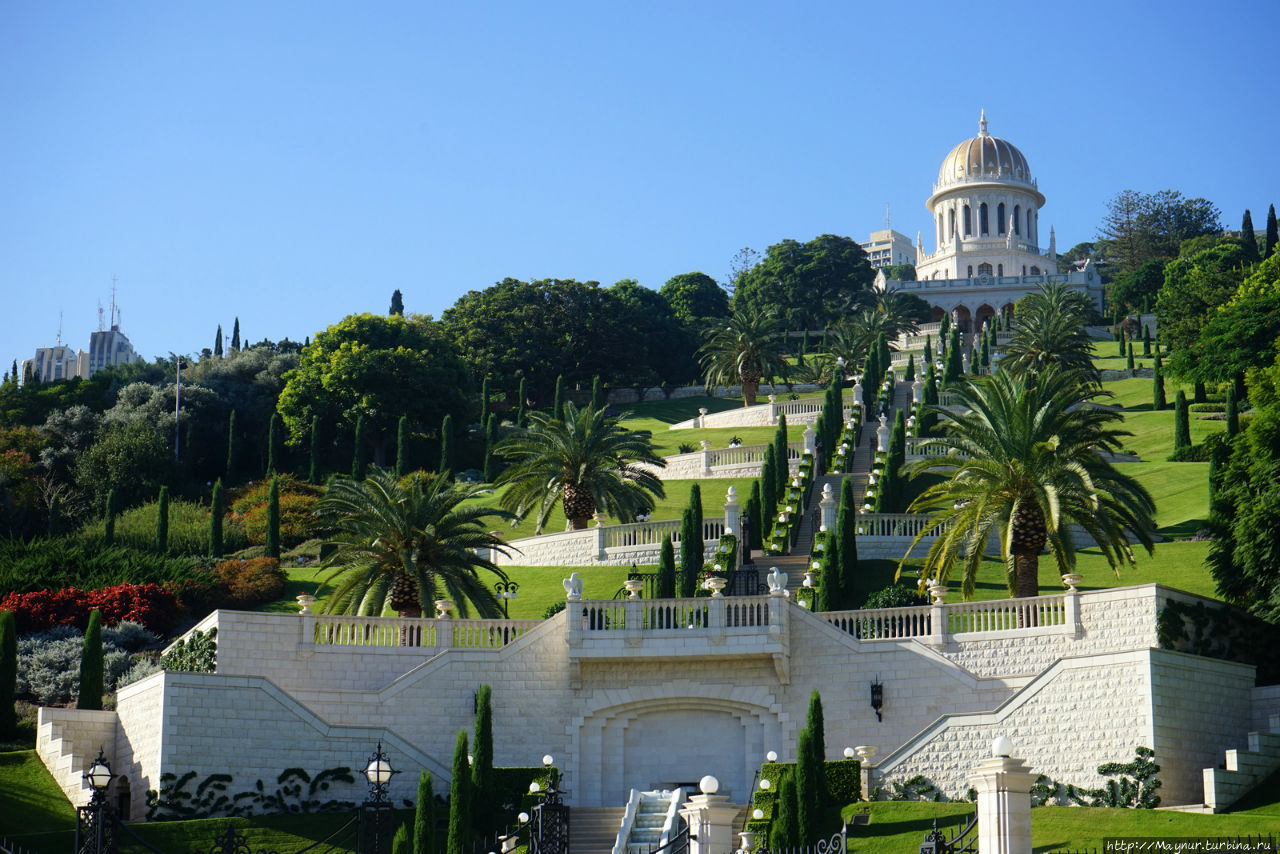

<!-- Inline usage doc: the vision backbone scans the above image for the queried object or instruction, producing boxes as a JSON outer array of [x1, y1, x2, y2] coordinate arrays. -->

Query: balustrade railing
[[856, 513, 952, 538], [776, 400, 824, 416], [602, 518, 726, 550], [822, 606, 932, 639], [575, 595, 773, 632], [904, 439, 965, 458], [306, 614, 541, 649], [946, 595, 1066, 633], [704, 441, 804, 468]]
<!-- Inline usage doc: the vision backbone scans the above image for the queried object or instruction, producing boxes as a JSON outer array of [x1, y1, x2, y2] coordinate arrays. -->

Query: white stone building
[[860, 229, 915, 270], [875, 112, 1105, 330], [20, 344, 83, 383], [37, 583, 1280, 822]]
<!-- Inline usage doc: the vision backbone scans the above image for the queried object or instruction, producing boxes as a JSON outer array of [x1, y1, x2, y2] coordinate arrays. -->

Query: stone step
[[569, 806, 626, 854]]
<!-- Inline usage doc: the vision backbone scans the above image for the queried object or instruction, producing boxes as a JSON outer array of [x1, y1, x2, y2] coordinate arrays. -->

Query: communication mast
[[56, 311, 63, 346]]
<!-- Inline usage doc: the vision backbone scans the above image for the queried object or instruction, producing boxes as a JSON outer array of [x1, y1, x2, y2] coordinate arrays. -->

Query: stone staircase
[[1202, 714, 1280, 812], [569, 806, 625, 854], [35, 707, 118, 808], [624, 791, 674, 853]]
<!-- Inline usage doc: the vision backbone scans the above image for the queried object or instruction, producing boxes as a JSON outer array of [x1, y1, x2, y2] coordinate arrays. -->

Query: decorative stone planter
[[1061, 573, 1083, 592], [295, 594, 316, 615], [624, 579, 644, 599], [434, 599, 455, 619], [739, 831, 758, 854], [707, 577, 727, 598], [855, 745, 878, 763], [929, 584, 949, 604]]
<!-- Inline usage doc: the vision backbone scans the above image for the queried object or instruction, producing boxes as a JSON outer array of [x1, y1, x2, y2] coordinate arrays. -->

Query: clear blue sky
[[3, 0, 1277, 369]]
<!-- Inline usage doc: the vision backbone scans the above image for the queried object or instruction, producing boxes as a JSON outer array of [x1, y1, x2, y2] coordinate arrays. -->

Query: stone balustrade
[[305, 614, 542, 650], [819, 592, 1076, 644]]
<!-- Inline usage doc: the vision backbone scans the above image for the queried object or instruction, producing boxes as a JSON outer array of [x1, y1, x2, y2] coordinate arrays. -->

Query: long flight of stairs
[[569, 806, 625, 854]]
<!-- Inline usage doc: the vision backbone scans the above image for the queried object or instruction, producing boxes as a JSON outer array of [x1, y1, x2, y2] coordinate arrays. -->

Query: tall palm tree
[[495, 402, 666, 532], [316, 467, 513, 618], [899, 366, 1156, 599], [699, 308, 790, 406], [1001, 284, 1100, 381]]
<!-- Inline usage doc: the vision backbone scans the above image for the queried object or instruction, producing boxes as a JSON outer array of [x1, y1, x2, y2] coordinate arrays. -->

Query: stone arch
[[953, 305, 972, 332], [931, 305, 946, 323], [975, 304, 997, 329], [572, 688, 784, 806]]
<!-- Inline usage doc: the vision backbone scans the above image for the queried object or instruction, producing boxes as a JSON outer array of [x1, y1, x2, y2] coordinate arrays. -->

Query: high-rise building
[[85, 325, 140, 376], [21, 345, 82, 383], [860, 229, 915, 270]]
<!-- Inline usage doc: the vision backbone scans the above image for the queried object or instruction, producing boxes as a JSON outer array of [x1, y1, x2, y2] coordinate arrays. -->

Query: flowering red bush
[[0, 583, 176, 635]]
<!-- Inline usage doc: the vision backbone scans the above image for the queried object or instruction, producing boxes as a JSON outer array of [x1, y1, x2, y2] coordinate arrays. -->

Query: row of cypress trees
[[768, 691, 828, 849]]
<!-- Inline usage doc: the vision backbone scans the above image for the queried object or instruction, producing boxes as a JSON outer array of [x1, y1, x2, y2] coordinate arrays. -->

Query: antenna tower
[[97, 301, 105, 332], [110, 275, 119, 329], [56, 311, 63, 346], [885, 203, 891, 230]]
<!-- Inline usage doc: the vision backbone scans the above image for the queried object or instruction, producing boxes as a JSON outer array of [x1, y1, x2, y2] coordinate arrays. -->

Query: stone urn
[[739, 831, 758, 854], [928, 584, 949, 605], [1061, 573, 1083, 592], [855, 745, 878, 763], [707, 576, 727, 598], [434, 599, 455, 619], [624, 579, 644, 599], [295, 593, 316, 615]]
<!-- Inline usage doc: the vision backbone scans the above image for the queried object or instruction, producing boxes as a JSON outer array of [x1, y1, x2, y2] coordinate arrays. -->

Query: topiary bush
[[861, 583, 928, 610], [213, 558, 285, 607], [230, 475, 322, 548]]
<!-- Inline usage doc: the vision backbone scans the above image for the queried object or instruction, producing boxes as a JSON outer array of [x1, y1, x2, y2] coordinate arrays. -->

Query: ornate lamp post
[[76, 748, 116, 854], [494, 580, 520, 618], [360, 742, 398, 854], [528, 753, 569, 854]]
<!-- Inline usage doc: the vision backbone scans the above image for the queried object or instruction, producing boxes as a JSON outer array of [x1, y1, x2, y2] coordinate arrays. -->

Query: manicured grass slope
[[0, 750, 75, 848]]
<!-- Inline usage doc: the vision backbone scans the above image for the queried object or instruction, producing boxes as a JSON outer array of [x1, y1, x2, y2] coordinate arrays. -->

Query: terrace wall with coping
[[66, 585, 1279, 817]]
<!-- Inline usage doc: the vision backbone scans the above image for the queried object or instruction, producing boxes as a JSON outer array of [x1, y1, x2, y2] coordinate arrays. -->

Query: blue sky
[[3, 0, 1277, 369]]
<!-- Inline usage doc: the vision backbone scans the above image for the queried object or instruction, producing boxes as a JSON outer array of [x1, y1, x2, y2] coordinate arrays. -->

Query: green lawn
[[0, 750, 75, 849]]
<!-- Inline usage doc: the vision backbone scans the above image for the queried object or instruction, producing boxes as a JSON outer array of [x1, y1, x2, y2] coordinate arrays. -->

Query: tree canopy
[[1096, 189, 1223, 275], [1176, 252, 1280, 384], [1156, 241, 1248, 357], [277, 313, 472, 466], [732, 234, 875, 330], [659, 272, 730, 324]]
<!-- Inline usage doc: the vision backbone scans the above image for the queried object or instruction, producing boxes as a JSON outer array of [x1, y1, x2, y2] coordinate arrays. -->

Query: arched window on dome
[[948, 209, 956, 242], [1022, 265, 1027, 276], [978, 263, 992, 276], [1027, 209, 1034, 240], [997, 203, 1006, 234], [1014, 205, 1022, 236], [1030, 265, 1041, 275], [998, 264, 1004, 276], [963, 205, 972, 237], [979, 203, 989, 236]]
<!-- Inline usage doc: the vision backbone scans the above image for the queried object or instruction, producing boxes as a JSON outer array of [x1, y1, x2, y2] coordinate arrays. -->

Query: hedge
[[0, 538, 199, 595]]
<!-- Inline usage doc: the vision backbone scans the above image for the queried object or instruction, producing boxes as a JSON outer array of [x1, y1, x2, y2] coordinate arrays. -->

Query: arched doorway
[[931, 305, 946, 324], [975, 304, 996, 329], [952, 305, 972, 333]]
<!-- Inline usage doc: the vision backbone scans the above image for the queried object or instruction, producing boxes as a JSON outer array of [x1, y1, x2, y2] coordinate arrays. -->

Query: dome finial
[[979, 109, 988, 137]]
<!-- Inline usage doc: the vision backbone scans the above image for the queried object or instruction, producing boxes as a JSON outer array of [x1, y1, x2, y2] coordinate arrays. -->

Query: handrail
[[306, 615, 541, 649]]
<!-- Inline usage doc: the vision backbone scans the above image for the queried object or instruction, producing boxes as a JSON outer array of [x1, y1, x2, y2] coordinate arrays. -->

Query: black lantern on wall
[[870, 682, 884, 722]]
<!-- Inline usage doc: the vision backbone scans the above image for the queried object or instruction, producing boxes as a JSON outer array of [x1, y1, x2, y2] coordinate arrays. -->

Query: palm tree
[[1001, 284, 1100, 381], [495, 402, 666, 532], [900, 366, 1156, 599], [316, 467, 513, 618], [699, 308, 790, 406]]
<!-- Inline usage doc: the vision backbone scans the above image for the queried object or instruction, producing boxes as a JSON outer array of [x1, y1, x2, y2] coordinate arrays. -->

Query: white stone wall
[[114, 671, 167, 819], [36, 706, 119, 807], [1252, 685, 1280, 734]]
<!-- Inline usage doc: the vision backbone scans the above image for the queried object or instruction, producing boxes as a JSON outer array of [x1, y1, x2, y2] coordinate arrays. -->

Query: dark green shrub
[[824, 760, 861, 804], [415, 770, 436, 854], [471, 685, 494, 834], [447, 731, 470, 854], [156, 487, 170, 554], [0, 538, 198, 595], [265, 476, 280, 560], [77, 609, 103, 710], [0, 610, 15, 739], [862, 583, 928, 609]]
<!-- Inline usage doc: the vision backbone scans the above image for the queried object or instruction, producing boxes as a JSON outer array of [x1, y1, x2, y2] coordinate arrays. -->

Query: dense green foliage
[[76, 609, 103, 710], [732, 234, 875, 330], [698, 307, 790, 406], [0, 610, 15, 738], [471, 684, 495, 834], [0, 538, 197, 595], [447, 731, 471, 854]]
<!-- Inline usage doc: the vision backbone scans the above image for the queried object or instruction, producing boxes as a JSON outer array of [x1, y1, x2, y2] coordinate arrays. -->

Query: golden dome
[[936, 111, 1034, 190]]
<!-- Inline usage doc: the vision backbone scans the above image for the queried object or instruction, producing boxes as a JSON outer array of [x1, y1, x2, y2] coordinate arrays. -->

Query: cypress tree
[[352, 415, 368, 480], [877, 333, 890, 380], [480, 377, 491, 423], [1152, 354, 1166, 411], [396, 415, 411, 478], [904, 353, 915, 383], [1142, 324, 1151, 357], [1226, 386, 1239, 438], [689, 483, 703, 544], [1241, 209, 1260, 264], [944, 327, 963, 387], [658, 537, 677, 599], [47, 495, 61, 538], [887, 410, 906, 512], [771, 773, 799, 851], [800, 329, 809, 357], [921, 364, 939, 437], [226, 409, 239, 480], [103, 489, 117, 547], [415, 771, 436, 854], [156, 486, 169, 553], [591, 375, 604, 412], [515, 377, 528, 428], [823, 524, 841, 611], [796, 727, 818, 846], [1265, 204, 1278, 260], [471, 685, 494, 835], [746, 480, 762, 553], [439, 414, 453, 474], [267, 413, 281, 475], [77, 609, 103, 711], [446, 731, 470, 854], [774, 414, 789, 498], [807, 690, 826, 799], [393, 825, 411, 854], [0, 610, 16, 739], [679, 506, 700, 597], [761, 445, 778, 542], [1173, 391, 1191, 455], [231, 317, 241, 350], [483, 413, 498, 483], [940, 311, 951, 342], [837, 478, 858, 608], [390, 288, 405, 316], [1126, 342, 1136, 372], [265, 476, 280, 560], [923, 335, 933, 366], [1193, 381, 1207, 405], [1117, 326, 1126, 357], [209, 479, 224, 556], [214, 324, 223, 358], [552, 375, 565, 421], [308, 415, 321, 483], [980, 334, 990, 371]]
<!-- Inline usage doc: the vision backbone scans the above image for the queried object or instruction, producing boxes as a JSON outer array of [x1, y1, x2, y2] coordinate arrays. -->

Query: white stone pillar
[[723, 487, 740, 543], [701, 438, 712, 475], [851, 376, 862, 404], [968, 737, 1037, 854], [912, 378, 924, 404], [819, 483, 836, 532], [876, 415, 890, 453], [680, 778, 741, 854], [698, 407, 708, 429], [802, 425, 816, 456]]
